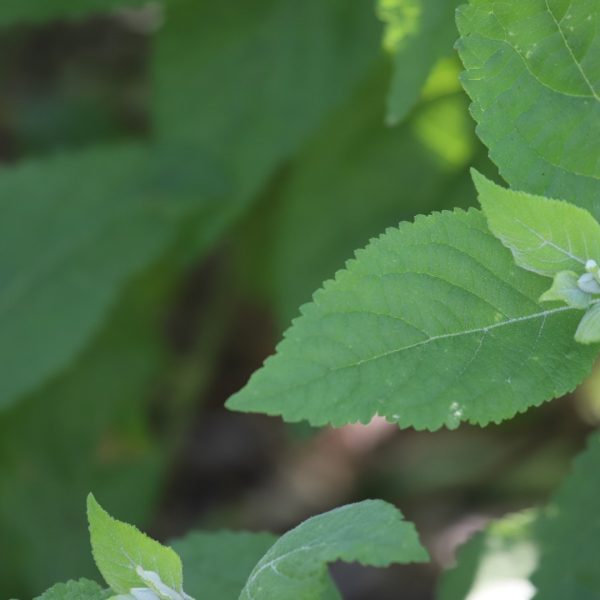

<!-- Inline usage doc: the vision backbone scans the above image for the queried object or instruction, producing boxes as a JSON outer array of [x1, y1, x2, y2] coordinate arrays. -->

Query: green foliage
[[0, 143, 224, 410], [87, 494, 189, 598], [456, 0, 600, 219], [34, 580, 110, 600], [172, 531, 277, 600], [239, 500, 428, 600], [532, 431, 600, 599], [378, 0, 462, 124], [228, 208, 596, 430]]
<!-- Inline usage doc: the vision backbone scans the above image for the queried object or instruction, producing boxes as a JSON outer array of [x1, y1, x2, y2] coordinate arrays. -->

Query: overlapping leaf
[[34, 580, 110, 600], [228, 209, 597, 430], [239, 500, 428, 600], [457, 0, 600, 218]]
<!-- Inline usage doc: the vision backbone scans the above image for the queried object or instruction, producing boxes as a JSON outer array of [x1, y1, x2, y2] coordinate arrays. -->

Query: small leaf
[[34, 579, 110, 600], [87, 494, 189, 598], [239, 500, 428, 600], [473, 170, 600, 277], [575, 303, 600, 344], [539, 271, 592, 309]]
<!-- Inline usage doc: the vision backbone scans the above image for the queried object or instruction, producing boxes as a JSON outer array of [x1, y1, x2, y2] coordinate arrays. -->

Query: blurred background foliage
[[0, 1, 598, 598]]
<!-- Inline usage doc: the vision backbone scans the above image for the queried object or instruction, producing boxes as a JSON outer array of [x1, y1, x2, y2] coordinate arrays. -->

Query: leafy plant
[[2, 0, 600, 597]]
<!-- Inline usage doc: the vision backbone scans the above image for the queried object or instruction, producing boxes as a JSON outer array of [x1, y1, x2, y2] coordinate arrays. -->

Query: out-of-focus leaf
[[0, 266, 169, 597], [532, 431, 600, 599], [0, 0, 153, 27], [34, 580, 110, 600], [260, 58, 480, 325], [438, 511, 538, 600], [154, 0, 382, 205], [172, 531, 277, 600], [377, 0, 462, 124], [239, 500, 428, 600], [457, 0, 600, 219], [0, 142, 225, 410]]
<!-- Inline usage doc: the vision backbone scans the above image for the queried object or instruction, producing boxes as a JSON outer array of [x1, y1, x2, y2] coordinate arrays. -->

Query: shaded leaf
[[34, 580, 110, 600]]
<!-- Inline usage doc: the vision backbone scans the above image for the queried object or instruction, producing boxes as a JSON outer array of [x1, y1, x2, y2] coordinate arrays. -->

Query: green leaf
[[532, 431, 600, 599], [0, 143, 225, 410], [575, 302, 600, 344], [154, 0, 382, 202], [239, 500, 428, 600], [172, 531, 277, 600], [438, 511, 538, 600], [474, 170, 600, 276], [456, 0, 600, 219], [539, 271, 592, 309], [228, 209, 597, 430], [34, 580, 110, 600], [87, 494, 187, 597], [377, 0, 462, 124], [0, 0, 153, 27]]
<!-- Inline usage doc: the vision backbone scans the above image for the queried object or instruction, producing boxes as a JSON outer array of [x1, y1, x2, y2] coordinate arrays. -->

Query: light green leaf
[[377, 0, 462, 124], [239, 500, 428, 600], [0, 143, 225, 410], [0, 0, 153, 26], [172, 531, 277, 600], [87, 494, 187, 597], [34, 579, 110, 600], [575, 302, 600, 344], [474, 171, 600, 276], [532, 431, 600, 599], [438, 511, 539, 600], [539, 271, 592, 309], [228, 209, 597, 430], [456, 0, 600, 219]]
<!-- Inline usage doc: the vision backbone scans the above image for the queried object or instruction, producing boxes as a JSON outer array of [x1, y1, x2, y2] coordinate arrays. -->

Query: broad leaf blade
[[228, 209, 597, 430], [87, 494, 183, 595], [239, 500, 428, 600], [456, 0, 600, 218], [34, 580, 110, 600], [474, 171, 600, 276]]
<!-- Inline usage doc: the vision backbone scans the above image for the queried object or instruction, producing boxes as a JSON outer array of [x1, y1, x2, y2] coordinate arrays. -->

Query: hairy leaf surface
[[228, 209, 597, 430], [239, 500, 428, 600], [457, 0, 600, 218]]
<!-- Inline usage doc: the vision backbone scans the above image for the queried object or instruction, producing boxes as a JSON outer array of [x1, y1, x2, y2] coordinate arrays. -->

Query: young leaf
[[575, 302, 600, 344], [539, 271, 592, 310], [172, 531, 277, 600], [228, 209, 597, 430], [34, 579, 110, 600], [239, 500, 428, 600], [378, 0, 462, 125], [87, 494, 190, 598], [473, 170, 600, 276], [456, 0, 600, 219], [531, 431, 600, 599]]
